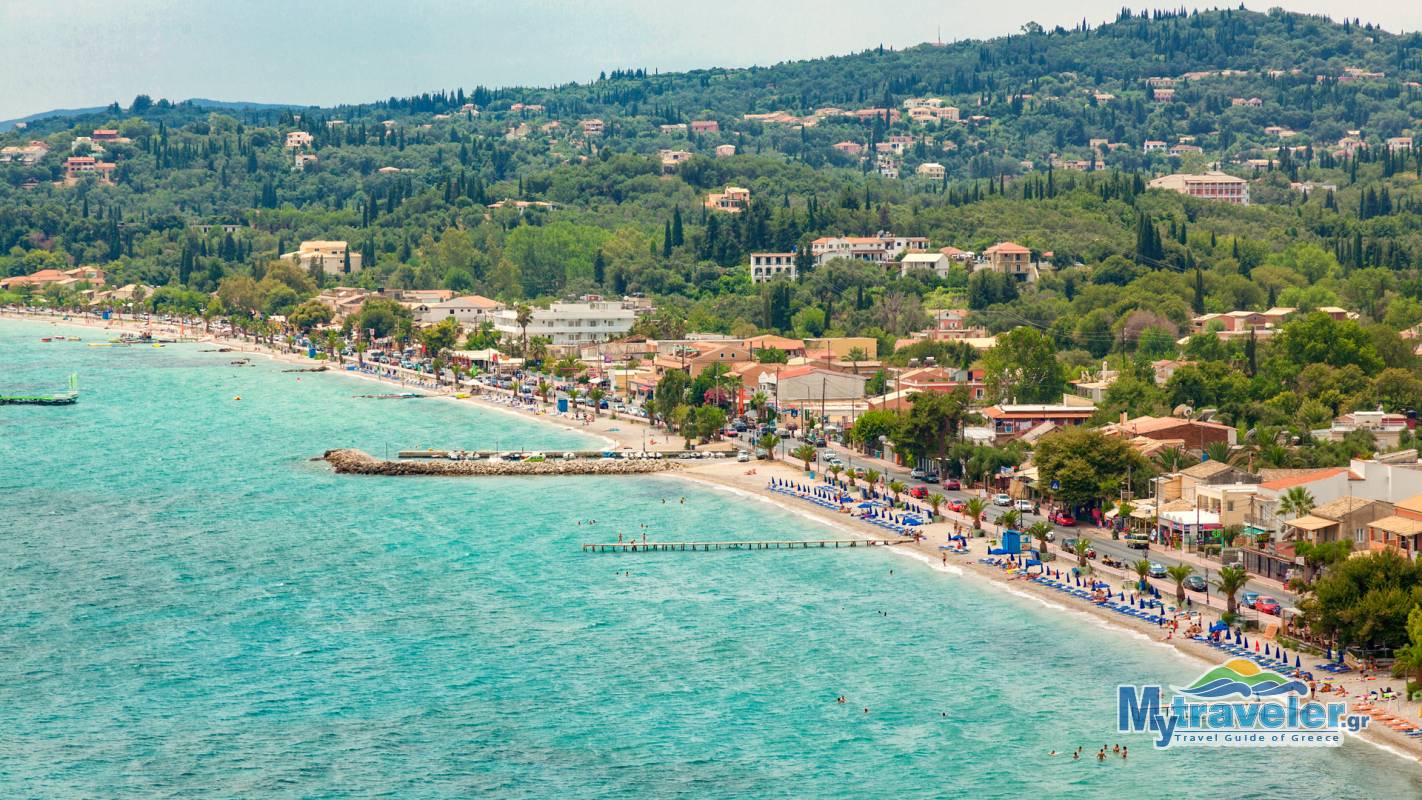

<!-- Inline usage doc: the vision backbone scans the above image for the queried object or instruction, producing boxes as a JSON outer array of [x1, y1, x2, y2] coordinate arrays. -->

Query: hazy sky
[[4, 1, 1422, 121]]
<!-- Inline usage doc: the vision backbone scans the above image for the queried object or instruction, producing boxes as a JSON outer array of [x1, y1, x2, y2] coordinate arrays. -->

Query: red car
[[908, 486, 928, 499], [942, 479, 961, 490], [947, 499, 965, 513], [1254, 597, 1282, 615], [1050, 512, 1076, 526]]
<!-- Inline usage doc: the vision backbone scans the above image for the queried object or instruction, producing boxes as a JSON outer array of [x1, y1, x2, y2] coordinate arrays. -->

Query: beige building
[[705, 186, 750, 212], [283, 241, 362, 276], [1148, 172, 1250, 205]]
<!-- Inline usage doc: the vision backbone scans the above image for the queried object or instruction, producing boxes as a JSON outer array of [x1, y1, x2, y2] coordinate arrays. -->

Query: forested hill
[[4, 5, 1422, 381]]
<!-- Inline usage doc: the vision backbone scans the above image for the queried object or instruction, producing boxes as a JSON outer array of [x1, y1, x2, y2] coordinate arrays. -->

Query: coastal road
[[781, 438, 1299, 617]]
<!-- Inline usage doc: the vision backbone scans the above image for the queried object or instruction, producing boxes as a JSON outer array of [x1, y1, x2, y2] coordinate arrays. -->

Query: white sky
[[3, 1, 1421, 121]]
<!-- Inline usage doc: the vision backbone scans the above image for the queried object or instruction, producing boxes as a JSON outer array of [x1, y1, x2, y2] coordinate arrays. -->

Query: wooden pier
[[582, 538, 913, 553]]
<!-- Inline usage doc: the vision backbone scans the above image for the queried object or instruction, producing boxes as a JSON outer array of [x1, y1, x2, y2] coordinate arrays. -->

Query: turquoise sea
[[3, 316, 1421, 798]]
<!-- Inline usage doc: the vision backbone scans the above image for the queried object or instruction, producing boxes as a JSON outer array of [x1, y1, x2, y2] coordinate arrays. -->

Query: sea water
[[3, 317, 1420, 798]]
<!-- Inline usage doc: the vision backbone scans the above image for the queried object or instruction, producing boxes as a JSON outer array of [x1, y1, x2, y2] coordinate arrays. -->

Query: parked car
[[737, 451, 751, 463], [908, 486, 928, 499], [910, 468, 927, 480], [1183, 575, 1208, 592], [1050, 511, 1076, 527], [922, 471, 940, 483], [993, 493, 1012, 506], [942, 479, 961, 490], [1147, 562, 1167, 578], [1014, 499, 1033, 513], [947, 499, 966, 513], [1241, 592, 1261, 610], [1254, 597, 1282, 615]]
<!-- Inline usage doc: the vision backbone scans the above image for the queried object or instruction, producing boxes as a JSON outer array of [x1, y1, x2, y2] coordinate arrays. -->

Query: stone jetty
[[323, 448, 682, 477]]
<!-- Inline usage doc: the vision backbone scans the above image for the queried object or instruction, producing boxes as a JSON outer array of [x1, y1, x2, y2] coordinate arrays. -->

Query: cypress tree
[[671, 207, 684, 246], [1192, 268, 1205, 314]]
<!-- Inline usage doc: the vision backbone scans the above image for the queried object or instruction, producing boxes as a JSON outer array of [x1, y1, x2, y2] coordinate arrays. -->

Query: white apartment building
[[810, 233, 929, 266], [492, 300, 636, 347], [413, 295, 506, 325], [749, 252, 798, 283]]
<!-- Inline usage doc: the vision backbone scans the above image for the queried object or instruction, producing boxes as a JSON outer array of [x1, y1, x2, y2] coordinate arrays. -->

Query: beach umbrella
[[1254, 640, 1260, 652], [1295, 655, 1301, 668], [1326, 645, 1333, 660]]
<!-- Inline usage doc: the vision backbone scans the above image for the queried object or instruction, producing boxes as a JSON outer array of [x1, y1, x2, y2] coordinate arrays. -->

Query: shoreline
[[7, 308, 1420, 761]]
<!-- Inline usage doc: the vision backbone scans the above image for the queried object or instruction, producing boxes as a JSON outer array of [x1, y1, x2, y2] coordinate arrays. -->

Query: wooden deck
[[582, 538, 913, 553]]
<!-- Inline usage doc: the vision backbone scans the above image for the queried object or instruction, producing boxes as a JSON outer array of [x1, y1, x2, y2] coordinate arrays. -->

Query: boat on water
[[0, 373, 79, 406]]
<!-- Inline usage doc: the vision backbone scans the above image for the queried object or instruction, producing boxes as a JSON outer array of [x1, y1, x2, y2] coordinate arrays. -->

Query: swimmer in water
[[1048, 750, 1057, 757]]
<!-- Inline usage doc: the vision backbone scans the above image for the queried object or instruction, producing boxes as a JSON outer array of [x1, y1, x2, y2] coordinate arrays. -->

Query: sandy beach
[[9, 307, 1421, 761]]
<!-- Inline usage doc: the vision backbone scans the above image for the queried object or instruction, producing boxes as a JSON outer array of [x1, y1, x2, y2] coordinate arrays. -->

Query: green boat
[[0, 374, 78, 406]]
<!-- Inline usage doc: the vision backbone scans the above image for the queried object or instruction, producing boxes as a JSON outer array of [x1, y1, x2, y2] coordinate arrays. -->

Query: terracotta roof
[[1259, 467, 1350, 491], [1368, 515, 1422, 537], [1179, 460, 1235, 479], [1312, 496, 1384, 519], [984, 241, 1030, 254], [1398, 494, 1422, 515], [1284, 514, 1337, 532]]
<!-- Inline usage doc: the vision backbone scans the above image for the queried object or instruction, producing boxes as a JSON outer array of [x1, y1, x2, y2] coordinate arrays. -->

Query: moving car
[[922, 471, 940, 483], [908, 486, 928, 499], [1124, 532, 1150, 549], [1242, 591, 1260, 610], [1014, 499, 1033, 513], [910, 468, 927, 480], [1183, 575, 1208, 592], [737, 451, 751, 463], [1254, 597, 1282, 615], [1050, 511, 1076, 526], [1147, 562, 1167, 579], [993, 493, 1012, 506], [947, 499, 966, 513], [942, 479, 961, 490]]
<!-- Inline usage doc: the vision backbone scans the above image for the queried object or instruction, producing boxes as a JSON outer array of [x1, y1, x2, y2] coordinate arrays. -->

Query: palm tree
[[1133, 558, 1152, 590], [536, 379, 552, 405], [514, 303, 533, 357], [749, 390, 768, 422], [1277, 486, 1316, 523], [1027, 520, 1053, 555], [791, 443, 818, 472], [928, 493, 945, 519], [845, 468, 858, 488], [964, 497, 987, 532], [828, 464, 844, 484], [1153, 446, 1188, 473], [1214, 565, 1250, 617], [527, 336, 550, 366], [324, 329, 342, 364], [567, 387, 581, 414], [1202, 440, 1233, 465], [846, 346, 869, 375], [887, 479, 906, 506], [864, 469, 882, 491], [1166, 564, 1195, 606], [587, 387, 605, 418], [1072, 536, 1092, 567], [757, 432, 780, 460], [997, 509, 1022, 531], [554, 355, 585, 379]]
